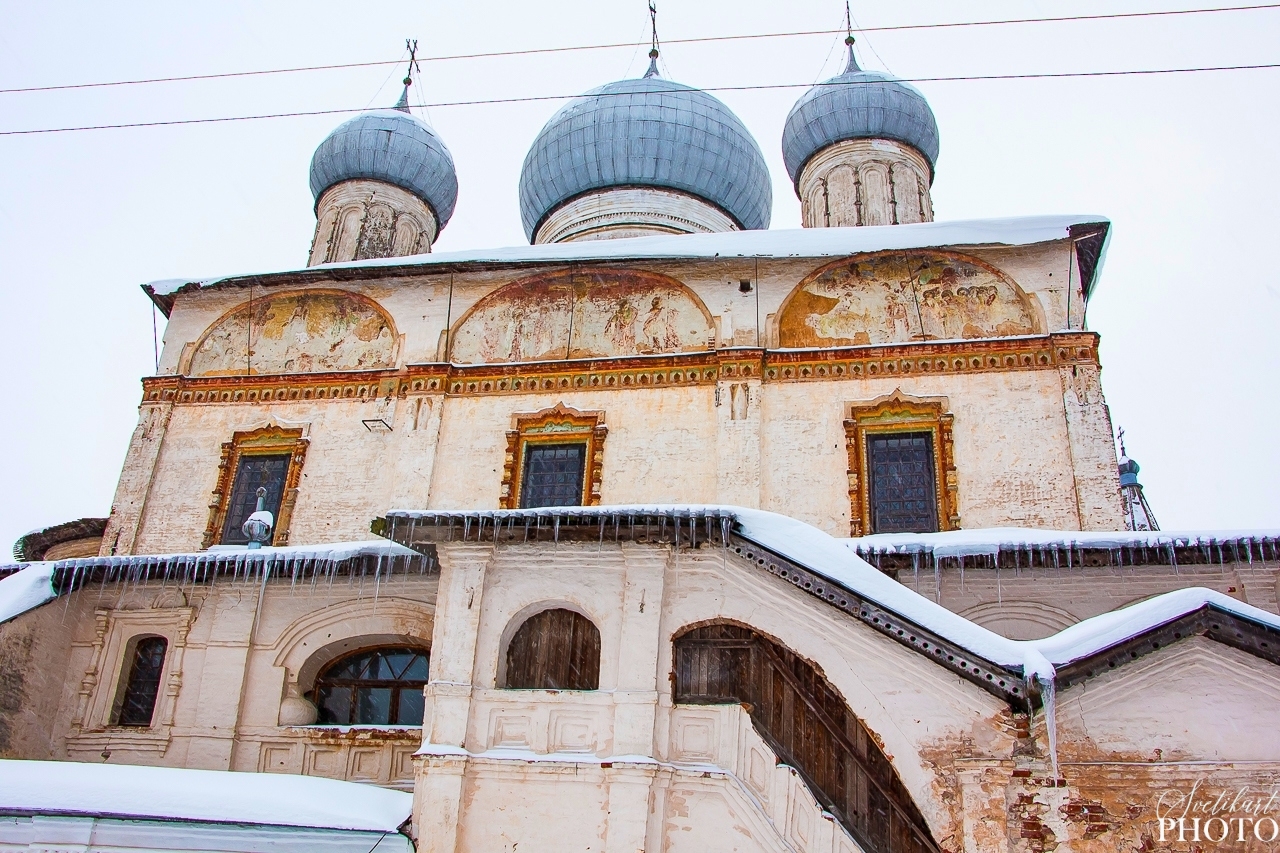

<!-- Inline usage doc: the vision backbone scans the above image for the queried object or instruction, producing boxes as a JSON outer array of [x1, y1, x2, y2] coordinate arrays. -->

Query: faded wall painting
[[778, 251, 1039, 348], [189, 291, 396, 376], [449, 269, 714, 364]]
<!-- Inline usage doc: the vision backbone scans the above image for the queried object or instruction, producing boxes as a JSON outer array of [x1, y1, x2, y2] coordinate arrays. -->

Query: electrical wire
[[1, 3, 1278, 96], [3, 61, 1278, 137]]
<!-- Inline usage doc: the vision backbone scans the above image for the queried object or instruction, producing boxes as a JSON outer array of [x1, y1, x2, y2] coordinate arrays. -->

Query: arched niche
[[777, 250, 1042, 348], [959, 601, 1077, 641], [673, 621, 941, 853], [448, 268, 714, 364], [189, 289, 398, 376], [499, 605, 601, 690]]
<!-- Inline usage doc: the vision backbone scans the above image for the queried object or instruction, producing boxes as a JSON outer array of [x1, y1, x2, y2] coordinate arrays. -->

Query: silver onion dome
[[782, 45, 940, 187], [309, 105, 459, 229], [518, 73, 772, 240]]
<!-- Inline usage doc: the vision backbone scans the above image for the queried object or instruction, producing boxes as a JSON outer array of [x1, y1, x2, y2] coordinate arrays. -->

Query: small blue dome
[[310, 108, 459, 229], [782, 46, 939, 188], [518, 74, 772, 240]]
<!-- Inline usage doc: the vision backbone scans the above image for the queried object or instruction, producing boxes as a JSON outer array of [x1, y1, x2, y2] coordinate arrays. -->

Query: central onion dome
[[518, 67, 772, 243], [781, 41, 939, 228], [306, 90, 459, 265]]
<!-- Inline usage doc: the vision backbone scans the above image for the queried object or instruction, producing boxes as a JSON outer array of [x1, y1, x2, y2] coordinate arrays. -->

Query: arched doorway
[[673, 623, 940, 853]]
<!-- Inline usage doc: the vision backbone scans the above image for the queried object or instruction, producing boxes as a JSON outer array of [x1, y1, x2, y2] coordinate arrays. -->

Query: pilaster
[[100, 400, 174, 556]]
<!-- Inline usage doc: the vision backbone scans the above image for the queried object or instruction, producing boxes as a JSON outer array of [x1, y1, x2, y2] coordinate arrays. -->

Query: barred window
[[867, 432, 939, 534], [220, 453, 290, 545], [519, 443, 586, 508], [313, 647, 430, 726], [117, 636, 167, 727]]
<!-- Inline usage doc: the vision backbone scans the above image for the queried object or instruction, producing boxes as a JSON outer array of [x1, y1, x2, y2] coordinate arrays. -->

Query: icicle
[[1168, 542, 1179, 576], [1041, 674, 1059, 781], [933, 558, 941, 603], [659, 515, 667, 543], [959, 556, 965, 591], [553, 515, 560, 543], [996, 565, 1002, 604], [720, 514, 730, 552], [614, 513, 620, 543], [599, 516, 606, 549]]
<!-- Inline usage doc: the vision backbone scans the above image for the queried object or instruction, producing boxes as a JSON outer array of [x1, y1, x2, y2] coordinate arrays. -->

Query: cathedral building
[[1, 38, 1278, 853]]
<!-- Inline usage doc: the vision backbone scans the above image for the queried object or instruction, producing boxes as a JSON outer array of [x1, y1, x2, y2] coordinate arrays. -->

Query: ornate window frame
[[203, 424, 309, 548], [844, 392, 958, 536], [500, 404, 607, 509], [66, 604, 194, 759]]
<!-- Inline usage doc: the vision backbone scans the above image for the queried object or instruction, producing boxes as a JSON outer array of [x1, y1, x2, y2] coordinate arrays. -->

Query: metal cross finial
[[644, 1, 661, 77], [405, 39, 422, 87], [396, 39, 421, 112], [842, 1, 860, 72], [1117, 426, 1127, 455]]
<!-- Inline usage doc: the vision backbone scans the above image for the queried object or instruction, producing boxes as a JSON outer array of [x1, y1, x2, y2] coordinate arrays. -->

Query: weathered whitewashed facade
[[2, 41, 1279, 853]]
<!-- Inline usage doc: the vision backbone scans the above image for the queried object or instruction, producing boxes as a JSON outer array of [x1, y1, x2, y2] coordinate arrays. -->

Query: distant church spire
[[1117, 428, 1160, 531], [395, 39, 421, 113], [644, 1, 660, 78]]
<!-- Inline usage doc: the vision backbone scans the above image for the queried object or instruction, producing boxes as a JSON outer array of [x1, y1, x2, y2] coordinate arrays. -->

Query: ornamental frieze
[[141, 332, 1099, 405]]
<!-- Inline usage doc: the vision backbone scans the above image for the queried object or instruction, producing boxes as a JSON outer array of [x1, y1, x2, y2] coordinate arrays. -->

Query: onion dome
[[518, 65, 772, 240], [782, 42, 940, 187], [309, 95, 459, 229]]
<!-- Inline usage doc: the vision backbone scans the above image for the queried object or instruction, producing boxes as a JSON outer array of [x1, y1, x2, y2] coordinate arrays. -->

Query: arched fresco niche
[[189, 290, 397, 376], [448, 269, 714, 364], [778, 250, 1040, 348]]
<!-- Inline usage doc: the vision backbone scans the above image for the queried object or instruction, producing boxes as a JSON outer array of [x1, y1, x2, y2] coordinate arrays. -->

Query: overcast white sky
[[1, 1, 1277, 552]]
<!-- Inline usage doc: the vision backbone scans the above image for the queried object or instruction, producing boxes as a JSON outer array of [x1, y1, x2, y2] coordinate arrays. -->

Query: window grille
[[518, 443, 586, 508], [867, 433, 938, 533], [117, 637, 168, 727], [313, 647, 430, 726], [220, 454, 290, 545]]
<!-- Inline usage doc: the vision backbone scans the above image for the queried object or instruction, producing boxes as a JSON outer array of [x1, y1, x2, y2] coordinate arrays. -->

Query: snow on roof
[[0, 541, 429, 623], [144, 215, 1109, 300], [0, 563, 55, 625], [382, 505, 1280, 682], [851, 526, 1280, 560], [0, 759, 411, 832]]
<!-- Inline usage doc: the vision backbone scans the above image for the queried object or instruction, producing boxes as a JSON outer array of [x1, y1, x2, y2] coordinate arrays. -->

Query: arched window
[[312, 647, 429, 726], [117, 636, 168, 727], [502, 608, 600, 690]]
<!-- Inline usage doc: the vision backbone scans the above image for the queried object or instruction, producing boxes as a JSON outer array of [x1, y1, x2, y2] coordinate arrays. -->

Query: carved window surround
[[66, 605, 194, 759], [500, 404, 607, 509], [203, 424, 309, 548], [844, 392, 958, 537]]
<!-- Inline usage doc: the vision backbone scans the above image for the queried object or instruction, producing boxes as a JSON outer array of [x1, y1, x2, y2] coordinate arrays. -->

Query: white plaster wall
[[1055, 636, 1280, 762]]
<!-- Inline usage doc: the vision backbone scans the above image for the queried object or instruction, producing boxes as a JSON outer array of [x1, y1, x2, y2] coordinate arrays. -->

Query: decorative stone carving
[[844, 391, 959, 537], [797, 138, 933, 227], [309, 179, 438, 265], [500, 404, 608, 509]]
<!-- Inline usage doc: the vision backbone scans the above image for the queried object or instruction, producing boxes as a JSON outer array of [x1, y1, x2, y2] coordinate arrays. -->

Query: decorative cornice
[[140, 333, 1100, 405]]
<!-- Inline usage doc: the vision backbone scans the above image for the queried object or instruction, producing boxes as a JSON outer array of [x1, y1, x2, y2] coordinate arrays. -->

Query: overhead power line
[[3, 61, 1279, 137], [2, 3, 1278, 96]]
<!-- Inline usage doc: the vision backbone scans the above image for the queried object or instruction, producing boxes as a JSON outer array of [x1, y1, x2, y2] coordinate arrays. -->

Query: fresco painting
[[190, 292, 396, 376], [778, 252, 1039, 348], [450, 270, 713, 364]]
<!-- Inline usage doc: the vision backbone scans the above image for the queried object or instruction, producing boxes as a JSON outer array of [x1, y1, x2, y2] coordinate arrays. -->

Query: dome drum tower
[[307, 95, 458, 266], [783, 40, 940, 229], [309, 179, 439, 265]]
